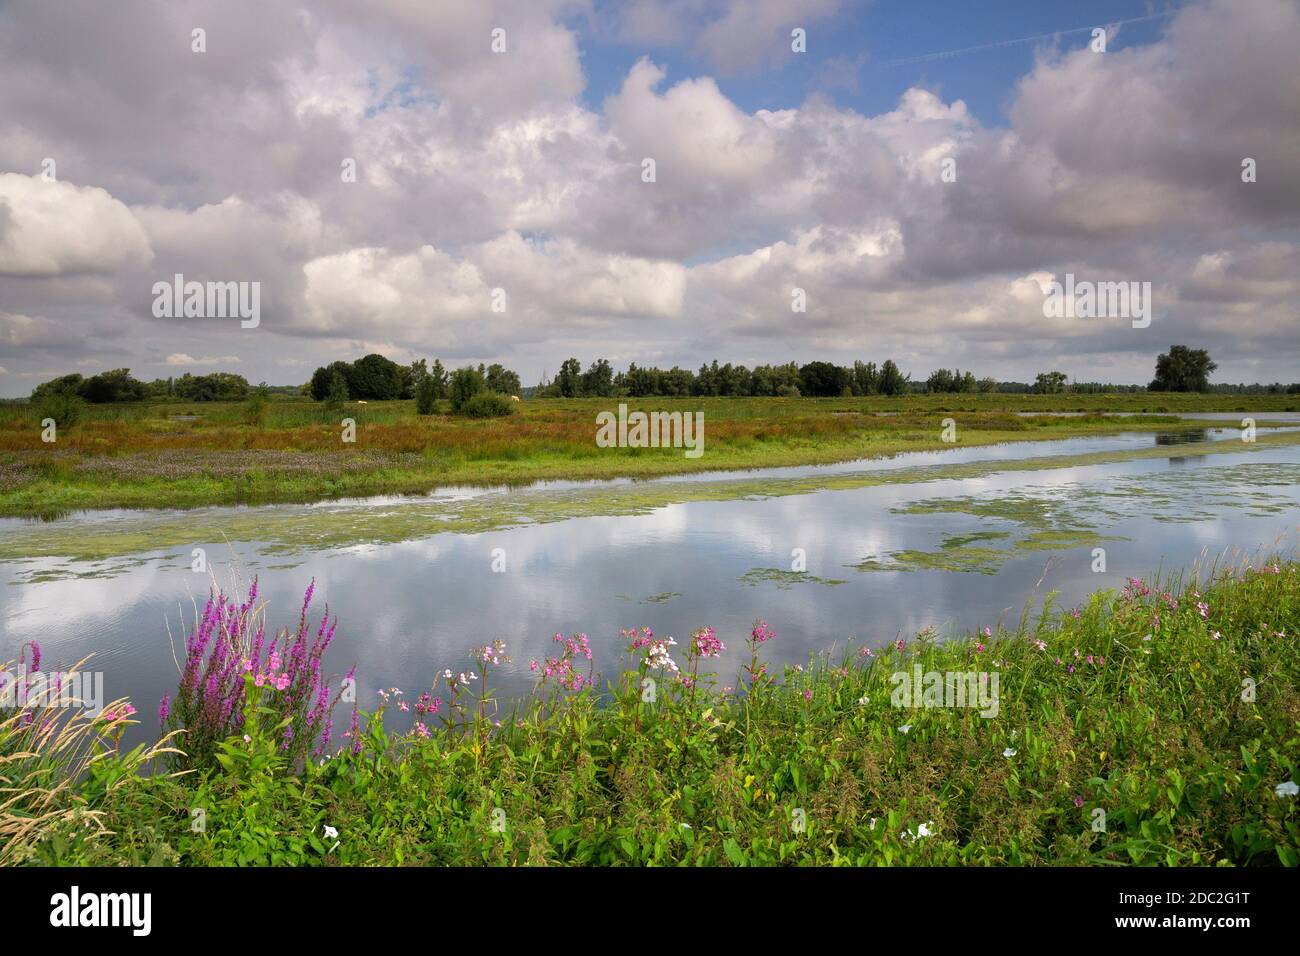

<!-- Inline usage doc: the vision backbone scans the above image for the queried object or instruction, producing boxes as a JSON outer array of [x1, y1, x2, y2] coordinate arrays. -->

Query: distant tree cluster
[[307, 354, 520, 407], [536, 358, 912, 398], [923, 368, 998, 394], [31, 369, 251, 403]]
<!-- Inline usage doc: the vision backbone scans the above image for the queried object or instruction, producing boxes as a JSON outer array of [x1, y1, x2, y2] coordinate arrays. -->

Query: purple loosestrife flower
[[158, 694, 170, 724]]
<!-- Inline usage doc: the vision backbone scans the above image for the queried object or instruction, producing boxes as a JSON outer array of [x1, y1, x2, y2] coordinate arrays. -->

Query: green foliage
[[448, 366, 486, 411], [459, 390, 515, 418], [878, 359, 908, 396], [415, 375, 439, 415], [1151, 345, 1217, 393], [36, 392, 85, 430], [350, 353, 404, 401], [325, 370, 348, 411], [1034, 371, 1069, 394], [485, 363, 521, 397]]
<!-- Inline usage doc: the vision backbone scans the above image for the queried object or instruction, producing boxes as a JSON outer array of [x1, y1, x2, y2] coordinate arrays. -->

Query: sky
[[0, 0, 1297, 395]]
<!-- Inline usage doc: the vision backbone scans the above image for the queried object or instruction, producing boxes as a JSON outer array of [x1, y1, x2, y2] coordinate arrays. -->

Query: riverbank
[[4, 558, 1297, 866], [1, 394, 1295, 517]]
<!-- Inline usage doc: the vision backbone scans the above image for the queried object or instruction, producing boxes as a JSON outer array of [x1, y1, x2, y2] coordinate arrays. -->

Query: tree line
[[27, 345, 1296, 406], [31, 369, 259, 403], [537, 358, 912, 398]]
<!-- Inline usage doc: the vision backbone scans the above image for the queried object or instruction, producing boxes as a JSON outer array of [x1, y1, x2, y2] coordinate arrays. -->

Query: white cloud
[[0, 174, 151, 276], [164, 353, 242, 366]]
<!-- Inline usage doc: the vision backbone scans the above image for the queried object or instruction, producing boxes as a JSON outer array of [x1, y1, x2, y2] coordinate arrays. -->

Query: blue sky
[[577, 1, 1186, 125]]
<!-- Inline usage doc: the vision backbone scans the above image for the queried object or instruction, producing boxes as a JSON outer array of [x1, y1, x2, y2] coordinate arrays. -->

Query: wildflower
[[158, 694, 170, 724], [691, 626, 725, 659], [803, 689, 812, 701], [1276, 781, 1299, 798], [750, 620, 776, 644], [1210, 630, 1221, 641], [981, 627, 992, 638], [323, 824, 338, 840], [1003, 748, 1016, 758], [902, 821, 934, 841], [858, 696, 870, 706], [1196, 601, 1210, 619], [898, 724, 912, 734], [413, 722, 430, 739], [1073, 795, 1084, 808], [529, 660, 538, 672], [1031, 639, 1046, 652]]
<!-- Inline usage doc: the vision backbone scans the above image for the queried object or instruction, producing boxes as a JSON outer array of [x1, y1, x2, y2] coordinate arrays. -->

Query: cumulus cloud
[[0, 174, 151, 276], [0, 0, 1296, 392]]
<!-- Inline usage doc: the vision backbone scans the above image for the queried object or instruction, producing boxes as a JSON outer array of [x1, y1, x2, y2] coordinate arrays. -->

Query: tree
[[1150, 345, 1217, 392], [350, 353, 403, 400], [429, 360, 448, 400], [415, 375, 439, 414], [580, 359, 614, 398], [325, 370, 349, 411], [1034, 371, 1069, 394], [310, 362, 353, 401], [798, 361, 850, 397], [31, 373, 85, 402], [448, 366, 486, 411], [852, 360, 878, 396], [79, 368, 148, 403], [877, 360, 908, 396], [485, 363, 522, 397], [403, 359, 428, 400], [556, 358, 582, 397]]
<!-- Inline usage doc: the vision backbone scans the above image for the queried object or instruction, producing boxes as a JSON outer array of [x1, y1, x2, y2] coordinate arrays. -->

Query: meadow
[[2, 557, 1297, 866], [1, 392, 1295, 517]]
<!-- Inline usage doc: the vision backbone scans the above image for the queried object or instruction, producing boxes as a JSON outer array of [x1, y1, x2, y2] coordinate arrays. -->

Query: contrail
[[874, 9, 1178, 68]]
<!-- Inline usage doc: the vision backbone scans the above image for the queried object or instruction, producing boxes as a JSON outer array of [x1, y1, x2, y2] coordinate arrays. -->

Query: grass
[[0, 393, 1294, 517], [4, 557, 1298, 867]]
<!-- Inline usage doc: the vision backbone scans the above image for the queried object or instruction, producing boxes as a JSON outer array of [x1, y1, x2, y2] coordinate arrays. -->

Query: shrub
[[459, 390, 515, 418], [36, 392, 85, 430], [776, 384, 801, 398]]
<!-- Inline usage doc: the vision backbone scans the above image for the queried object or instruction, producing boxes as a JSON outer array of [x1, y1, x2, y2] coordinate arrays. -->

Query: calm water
[[3, 428, 1298, 749]]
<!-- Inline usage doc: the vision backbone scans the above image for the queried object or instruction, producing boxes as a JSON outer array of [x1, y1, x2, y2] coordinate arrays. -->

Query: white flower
[[1003, 747, 1017, 758], [323, 824, 339, 840], [858, 696, 870, 706], [680, 823, 691, 830], [902, 820, 935, 841], [1276, 781, 1299, 798], [898, 724, 911, 734]]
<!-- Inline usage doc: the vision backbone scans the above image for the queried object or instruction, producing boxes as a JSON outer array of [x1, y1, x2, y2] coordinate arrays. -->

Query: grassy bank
[[1, 394, 1295, 517], [4, 558, 1298, 866]]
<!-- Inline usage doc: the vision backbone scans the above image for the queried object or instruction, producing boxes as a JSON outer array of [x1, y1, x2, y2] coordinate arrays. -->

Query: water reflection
[[2, 440, 1298, 754]]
